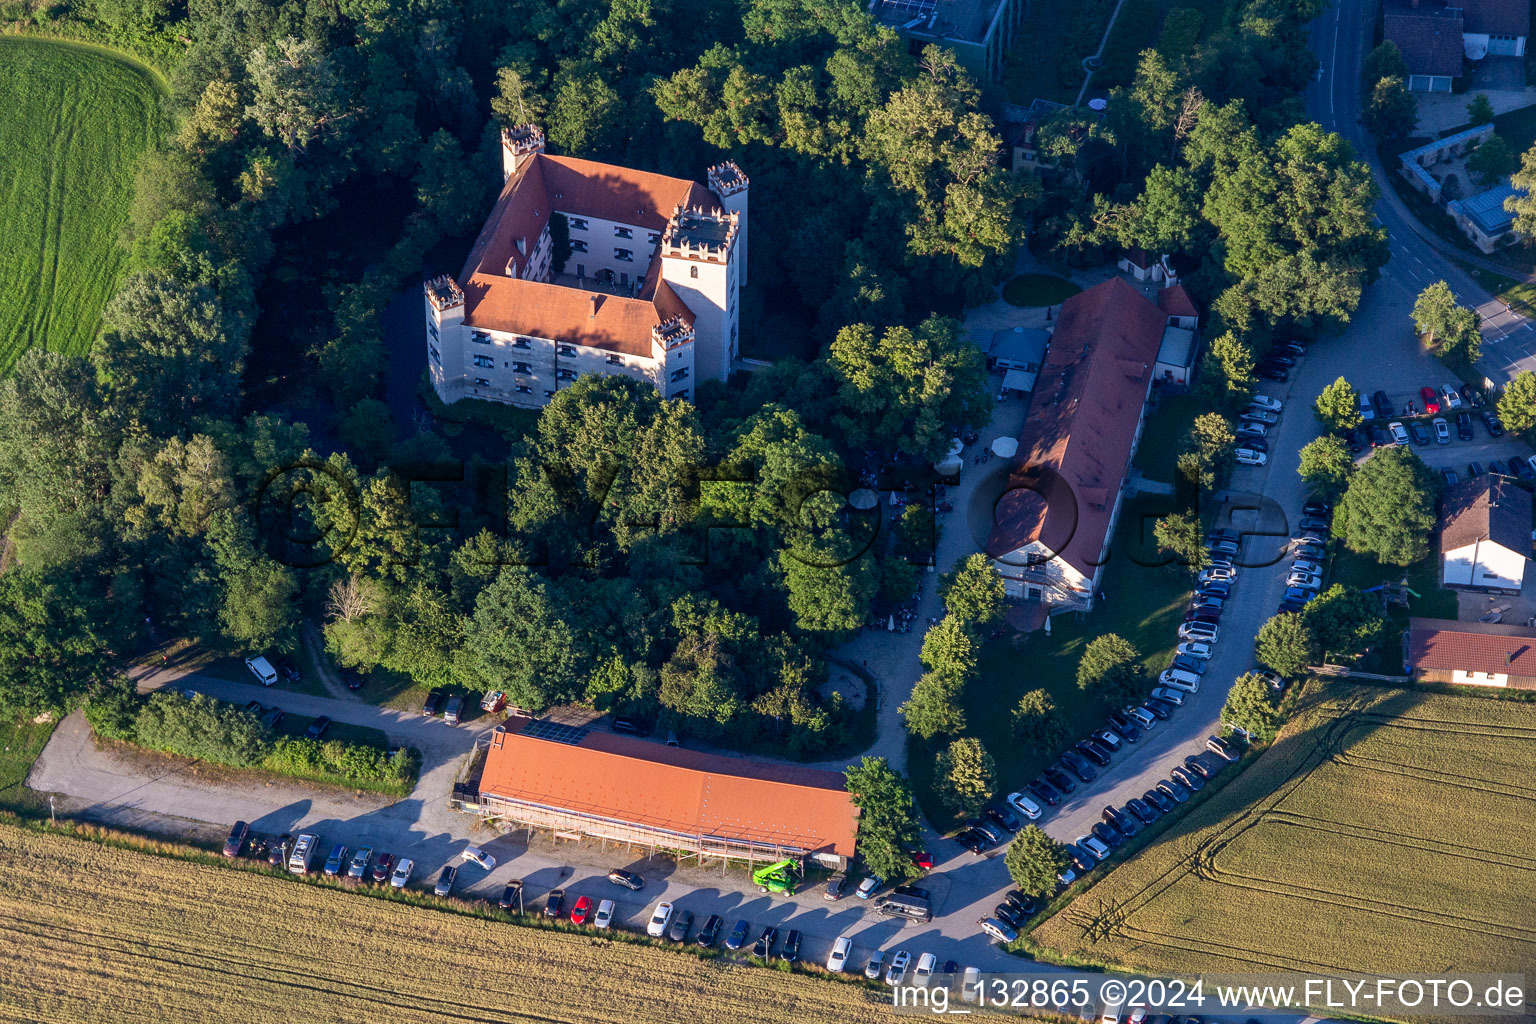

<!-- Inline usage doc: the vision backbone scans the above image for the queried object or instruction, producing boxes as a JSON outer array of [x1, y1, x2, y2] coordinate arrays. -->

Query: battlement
[[424, 275, 464, 312], [707, 161, 750, 197], [660, 205, 739, 262], [652, 314, 695, 350], [502, 123, 546, 158]]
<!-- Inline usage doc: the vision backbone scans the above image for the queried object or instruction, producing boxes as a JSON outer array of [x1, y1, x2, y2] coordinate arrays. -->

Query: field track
[[1031, 684, 1536, 1000], [0, 38, 161, 372]]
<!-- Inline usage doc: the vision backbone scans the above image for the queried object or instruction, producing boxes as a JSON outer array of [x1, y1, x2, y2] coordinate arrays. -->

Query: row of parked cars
[[1231, 393, 1284, 467]]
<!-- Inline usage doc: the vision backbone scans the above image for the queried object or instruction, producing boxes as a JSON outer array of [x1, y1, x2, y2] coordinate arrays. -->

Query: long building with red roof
[[424, 125, 748, 409], [469, 719, 859, 868]]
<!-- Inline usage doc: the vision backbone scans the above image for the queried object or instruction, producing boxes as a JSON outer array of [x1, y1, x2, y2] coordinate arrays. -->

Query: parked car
[[1075, 739, 1112, 766], [1091, 729, 1124, 753], [421, 688, 445, 716], [388, 857, 413, 888], [346, 847, 373, 879], [1369, 389, 1391, 417], [608, 868, 645, 890], [1356, 392, 1375, 422], [275, 659, 300, 683], [1441, 384, 1462, 409], [1171, 766, 1205, 791], [962, 966, 983, 1003], [1124, 706, 1156, 730], [570, 895, 596, 926], [1150, 687, 1187, 707], [994, 902, 1023, 929], [1105, 713, 1141, 743], [856, 875, 884, 899], [1409, 420, 1432, 446], [1184, 754, 1214, 780], [323, 843, 348, 877], [1139, 699, 1173, 721], [1387, 421, 1409, 445], [986, 804, 1020, 832], [1244, 408, 1279, 426], [1127, 797, 1159, 824], [1257, 362, 1289, 382], [1005, 889, 1038, 916], [725, 919, 751, 951], [1432, 417, 1450, 443], [824, 873, 847, 900], [496, 880, 523, 911], [1178, 622, 1219, 642], [1266, 352, 1297, 368], [1469, 460, 1487, 478], [752, 926, 779, 959], [1197, 568, 1234, 586], [885, 950, 912, 985], [1076, 835, 1111, 860], [1144, 788, 1177, 814], [260, 707, 285, 730], [910, 849, 935, 870], [1484, 411, 1506, 437], [1512, 458, 1535, 481], [978, 918, 1018, 944], [1007, 792, 1042, 820], [1043, 766, 1078, 793], [443, 695, 464, 725], [864, 949, 886, 980], [913, 952, 937, 985], [827, 936, 853, 973], [1091, 821, 1124, 849], [1157, 779, 1190, 803], [304, 715, 332, 740], [1249, 394, 1283, 413], [1028, 778, 1063, 806], [371, 852, 394, 883], [1235, 421, 1268, 439], [222, 821, 249, 858], [593, 898, 616, 929], [696, 914, 723, 947], [666, 908, 693, 942], [1207, 735, 1240, 761], [1060, 752, 1098, 782], [460, 845, 496, 870], [434, 865, 457, 896], [544, 888, 565, 918], [1457, 411, 1474, 440], [244, 655, 278, 686], [1287, 571, 1323, 589], [1419, 386, 1441, 414]]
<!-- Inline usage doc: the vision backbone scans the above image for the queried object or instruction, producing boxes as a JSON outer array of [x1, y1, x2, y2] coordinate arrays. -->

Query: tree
[[920, 616, 978, 677], [1153, 509, 1206, 569], [826, 316, 991, 460], [245, 37, 347, 154], [1412, 280, 1481, 362], [1077, 634, 1145, 708], [1314, 377, 1362, 432], [1362, 76, 1417, 141], [456, 568, 588, 712], [1013, 688, 1069, 750], [1255, 613, 1318, 678], [1498, 370, 1536, 433], [337, 399, 396, 471], [0, 567, 117, 716], [1297, 435, 1354, 500], [547, 71, 623, 157], [490, 66, 547, 128], [1506, 144, 1536, 238], [1222, 672, 1281, 741], [1467, 93, 1496, 126], [1335, 446, 1437, 565], [83, 677, 142, 742], [899, 670, 967, 738], [1303, 584, 1387, 660], [1004, 825, 1069, 897], [1469, 135, 1515, 186], [940, 553, 1006, 627], [1194, 332, 1256, 410], [936, 737, 995, 816], [1361, 41, 1409, 89], [844, 757, 922, 881]]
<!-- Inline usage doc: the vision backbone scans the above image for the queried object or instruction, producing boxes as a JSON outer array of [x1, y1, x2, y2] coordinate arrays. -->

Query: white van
[[287, 833, 319, 874], [1158, 669, 1201, 693], [244, 655, 278, 686]]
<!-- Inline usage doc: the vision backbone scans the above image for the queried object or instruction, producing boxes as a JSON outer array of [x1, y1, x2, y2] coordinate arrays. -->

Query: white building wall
[[560, 212, 661, 290], [435, 322, 670, 410], [1444, 541, 1527, 590], [1451, 669, 1509, 687], [660, 249, 737, 383], [1443, 543, 1477, 587]]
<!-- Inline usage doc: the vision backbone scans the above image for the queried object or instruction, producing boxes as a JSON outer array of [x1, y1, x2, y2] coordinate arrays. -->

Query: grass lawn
[[1032, 682, 1536, 986], [0, 716, 59, 815], [0, 39, 162, 372], [911, 495, 1191, 828], [1130, 393, 1203, 485], [1001, 273, 1082, 308]]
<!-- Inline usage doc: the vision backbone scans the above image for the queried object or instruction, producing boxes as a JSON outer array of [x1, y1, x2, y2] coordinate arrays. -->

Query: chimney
[[589, 294, 598, 319]]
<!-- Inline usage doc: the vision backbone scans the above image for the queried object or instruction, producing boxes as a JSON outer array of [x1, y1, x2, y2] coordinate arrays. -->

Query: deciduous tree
[[937, 736, 995, 816], [1313, 377, 1362, 431], [1077, 634, 1145, 708], [1255, 613, 1317, 678], [1004, 825, 1069, 897], [940, 553, 1006, 627], [1498, 370, 1536, 433], [844, 757, 922, 881], [1013, 688, 1069, 750], [1222, 672, 1281, 741], [1335, 446, 1437, 565], [1297, 435, 1354, 500]]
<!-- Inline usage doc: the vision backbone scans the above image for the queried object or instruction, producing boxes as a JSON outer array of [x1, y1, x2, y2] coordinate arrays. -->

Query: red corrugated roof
[[478, 726, 860, 859], [1157, 284, 1198, 320], [1407, 617, 1536, 675], [987, 277, 1166, 576]]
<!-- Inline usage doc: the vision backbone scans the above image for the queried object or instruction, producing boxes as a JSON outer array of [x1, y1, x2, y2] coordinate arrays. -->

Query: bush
[[132, 692, 269, 766], [262, 736, 420, 788], [82, 677, 143, 742]]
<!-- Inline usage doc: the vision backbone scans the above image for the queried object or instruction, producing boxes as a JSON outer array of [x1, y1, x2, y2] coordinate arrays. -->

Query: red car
[[371, 852, 395, 883], [910, 850, 934, 870], [1420, 386, 1440, 414], [570, 895, 594, 924]]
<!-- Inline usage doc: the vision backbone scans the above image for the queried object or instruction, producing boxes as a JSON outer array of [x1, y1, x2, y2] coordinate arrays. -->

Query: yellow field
[[1033, 684, 1536, 983], [0, 824, 898, 1023]]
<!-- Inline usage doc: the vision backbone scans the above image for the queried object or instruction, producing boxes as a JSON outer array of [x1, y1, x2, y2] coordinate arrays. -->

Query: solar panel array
[[522, 719, 590, 745]]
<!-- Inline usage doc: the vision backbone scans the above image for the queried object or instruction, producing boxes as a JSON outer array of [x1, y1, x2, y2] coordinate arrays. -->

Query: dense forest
[[0, 0, 1383, 758]]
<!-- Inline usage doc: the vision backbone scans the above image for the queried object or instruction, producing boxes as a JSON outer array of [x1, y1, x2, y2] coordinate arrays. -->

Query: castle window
[[558, 368, 579, 381], [689, 266, 698, 279], [473, 354, 494, 368], [674, 389, 690, 401], [544, 390, 556, 399], [648, 232, 661, 245], [473, 377, 491, 387], [513, 361, 534, 374], [606, 355, 623, 365], [614, 248, 633, 262], [471, 331, 492, 345], [428, 345, 441, 365], [570, 239, 588, 253], [427, 320, 439, 341], [670, 366, 690, 383], [557, 344, 577, 357], [569, 217, 588, 231], [515, 384, 533, 394], [614, 226, 632, 239], [512, 336, 531, 349]]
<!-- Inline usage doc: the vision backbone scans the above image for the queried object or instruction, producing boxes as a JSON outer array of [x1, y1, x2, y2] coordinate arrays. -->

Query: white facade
[[1442, 539, 1528, 591], [430, 125, 747, 411]]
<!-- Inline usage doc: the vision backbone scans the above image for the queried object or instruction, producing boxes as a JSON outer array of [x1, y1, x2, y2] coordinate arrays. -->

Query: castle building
[[424, 125, 748, 409]]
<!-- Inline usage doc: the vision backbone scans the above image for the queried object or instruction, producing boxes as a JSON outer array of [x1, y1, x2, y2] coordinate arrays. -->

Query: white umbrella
[[887, 615, 896, 632], [991, 436, 1019, 459], [849, 488, 878, 510]]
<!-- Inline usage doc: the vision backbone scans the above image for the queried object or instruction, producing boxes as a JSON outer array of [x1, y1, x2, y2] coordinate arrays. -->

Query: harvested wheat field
[[0, 823, 897, 1023], [1034, 683, 1536, 983]]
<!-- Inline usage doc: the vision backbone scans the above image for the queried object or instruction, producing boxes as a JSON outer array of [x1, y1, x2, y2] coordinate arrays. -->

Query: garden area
[[1001, 273, 1081, 308], [909, 494, 1191, 827]]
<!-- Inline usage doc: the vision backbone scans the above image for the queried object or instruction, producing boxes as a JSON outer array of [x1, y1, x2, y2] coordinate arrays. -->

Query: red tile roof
[[455, 153, 716, 354], [1407, 617, 1536, 676], [478, 724, 859, 859], [1383, 0, 1465, 79], [1157, 284, 1198, 320], [1465, 0, 1529, 39], [987, 277, 1166, 576], [1440, 475, 1532, 553]]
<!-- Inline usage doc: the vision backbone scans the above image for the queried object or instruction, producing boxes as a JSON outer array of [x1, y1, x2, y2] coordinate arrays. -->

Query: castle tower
[[658, 205, 739, 383], [423, 275, 465, 403], [707, 162, 749, 286], [651, 315, 696, 398], [501, 124, 545, 182]]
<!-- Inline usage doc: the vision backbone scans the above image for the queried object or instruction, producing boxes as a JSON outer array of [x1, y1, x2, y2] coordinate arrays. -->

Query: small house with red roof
[[1406, 617, 1536, 688]]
